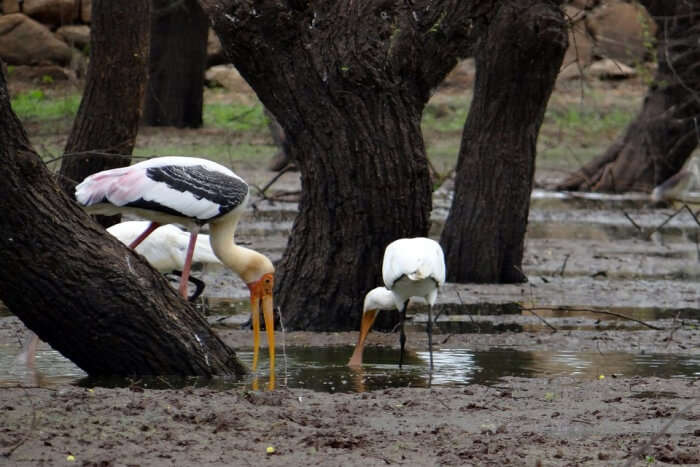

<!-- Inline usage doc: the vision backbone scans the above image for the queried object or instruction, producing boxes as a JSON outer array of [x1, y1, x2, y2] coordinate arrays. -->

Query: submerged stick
[[524, 306, 664, 330]]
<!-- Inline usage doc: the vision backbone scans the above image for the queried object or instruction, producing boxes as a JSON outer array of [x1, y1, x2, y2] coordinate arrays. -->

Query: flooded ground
[[2, 180, 700, 464], [2, 181, 700, 465]]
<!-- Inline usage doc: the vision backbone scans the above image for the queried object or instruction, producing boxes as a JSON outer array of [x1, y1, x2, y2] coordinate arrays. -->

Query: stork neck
[[209, 217, 273, 283]]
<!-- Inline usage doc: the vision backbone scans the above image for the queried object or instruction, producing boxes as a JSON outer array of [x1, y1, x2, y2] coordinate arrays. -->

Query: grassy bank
[[10, 79, 644, 179]]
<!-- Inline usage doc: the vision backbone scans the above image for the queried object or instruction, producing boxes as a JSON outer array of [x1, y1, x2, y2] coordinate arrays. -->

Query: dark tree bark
[[0, 67, 245, 377], [59, 0, 150, 227], [199, 0, 483, 330], [143, 0, 208, 128], [557, 0, 700, 193], [441, 1, 568, 283]]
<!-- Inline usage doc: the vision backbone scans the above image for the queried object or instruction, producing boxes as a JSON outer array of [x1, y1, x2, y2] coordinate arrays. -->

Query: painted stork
[[348, 237, 445, 370], [75, 156, 275, 372]]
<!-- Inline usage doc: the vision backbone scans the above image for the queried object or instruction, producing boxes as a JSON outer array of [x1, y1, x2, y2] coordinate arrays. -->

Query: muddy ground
[[1, 335, 699, 467], [3, 67, 700, 465]]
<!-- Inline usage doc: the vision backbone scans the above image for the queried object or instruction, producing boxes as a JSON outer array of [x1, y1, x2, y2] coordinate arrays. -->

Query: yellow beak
[[348, 309, 378, 367], [248, 273, 276, 379]]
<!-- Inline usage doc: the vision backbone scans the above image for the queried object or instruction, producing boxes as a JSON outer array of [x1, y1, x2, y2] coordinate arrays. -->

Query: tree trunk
[[143, 0, 208, 128], [0, 68, 245, 377], [59, 0, 150, 228], [556, 0, 700, 193], [441, 1, 568, 283], [199, 0, 482, 330]]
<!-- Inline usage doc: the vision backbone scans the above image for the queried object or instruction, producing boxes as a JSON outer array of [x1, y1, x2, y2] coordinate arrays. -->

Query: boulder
[[567, 0, 600, 10], [204, 64, 257, 105], [2, 0, 20, 13], [588, 0, 656, 65], [56, 24, 90, 49], [23, 0, 79, 26], [440, 58, 475, 91], [587, 57, 637, 80], [205, 64, 253, 94], [7, 64, 77, 83], [559, 6, 595, 79], [0, 14, 73, 65], [80, 0, 91, 23], [207, 28, 226, 66]]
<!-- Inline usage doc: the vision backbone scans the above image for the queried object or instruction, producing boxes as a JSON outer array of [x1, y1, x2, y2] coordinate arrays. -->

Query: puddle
[[2, 345, 698, 393], [203, 300, 700, 333]]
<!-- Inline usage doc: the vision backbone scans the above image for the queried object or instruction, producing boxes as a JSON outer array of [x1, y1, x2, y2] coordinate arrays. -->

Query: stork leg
[[128, 221, 161, 249], [427, 304, 434, 372], [399, 300, 408, 368], [177, 231, 199, 299], [167, 271, 206, 301]]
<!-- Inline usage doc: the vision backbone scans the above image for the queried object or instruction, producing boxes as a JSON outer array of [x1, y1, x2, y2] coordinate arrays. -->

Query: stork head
[[348, 287, 396, 367]]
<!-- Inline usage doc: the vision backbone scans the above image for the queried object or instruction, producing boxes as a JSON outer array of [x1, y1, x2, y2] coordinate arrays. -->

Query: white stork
[[348, 237, 446, 370], [107, 220, 222, 301], [75, 156, 275, 372]]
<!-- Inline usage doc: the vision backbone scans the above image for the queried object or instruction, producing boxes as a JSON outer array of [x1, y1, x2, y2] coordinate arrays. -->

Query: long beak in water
[[348, 309, 378, 367], [248, 273, 276, 375]]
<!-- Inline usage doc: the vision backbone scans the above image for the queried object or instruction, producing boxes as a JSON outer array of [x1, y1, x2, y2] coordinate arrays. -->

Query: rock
[[205, 64, 254, 93], [80, 0, 91, 23], [567, 0, 600, 9], [0, 14, 72, 66], [23, 0, 79, 26], [587, 58, 637, 80], [559, 6, 595, 79], [2, 0, 20, 13], [56, 24, 90, 50], [588, 0, 656, 65], [207, 28, 226, 66], [204, 64, 257, 105], [440, 58, 475, 91], [7, 64, 76, 83]]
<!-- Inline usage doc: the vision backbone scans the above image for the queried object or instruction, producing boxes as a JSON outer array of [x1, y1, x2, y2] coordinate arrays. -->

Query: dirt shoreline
[[1, 315, 699, 466], [2, 373, 698, 466]]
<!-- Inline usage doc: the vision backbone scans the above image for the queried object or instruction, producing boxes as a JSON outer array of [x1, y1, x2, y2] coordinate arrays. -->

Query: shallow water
[[2, 344, 698, 393]]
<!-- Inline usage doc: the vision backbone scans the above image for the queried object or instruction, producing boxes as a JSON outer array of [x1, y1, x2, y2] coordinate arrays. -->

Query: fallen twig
[[251, 164, 296, 201], [524, 306, 664, 330], [622, 211, 643, 233], [523, 278, 558, 333], [558, 254, 570, 276]]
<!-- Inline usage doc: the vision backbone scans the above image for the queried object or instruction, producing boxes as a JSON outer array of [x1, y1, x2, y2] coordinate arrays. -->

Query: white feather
[[106, 221, 222, 272]]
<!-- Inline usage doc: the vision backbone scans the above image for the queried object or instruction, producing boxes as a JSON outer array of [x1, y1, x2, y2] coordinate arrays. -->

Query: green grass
[[203, 101, 268, 131], [133, 143, 277, 166], [545, 106, 633, 135], [10, 89, 81, 121], [11, 82, 640, 176], [421, 97, 470, 134]]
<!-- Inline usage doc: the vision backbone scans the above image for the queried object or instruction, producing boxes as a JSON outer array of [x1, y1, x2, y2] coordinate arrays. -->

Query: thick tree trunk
[[0, 68, 245, 377], [441, 1, 568, 283], [59, 0, 150, 226], [557, 0, 700, 193], [200, 0, 481, 330], [143, 0, 208, 128]]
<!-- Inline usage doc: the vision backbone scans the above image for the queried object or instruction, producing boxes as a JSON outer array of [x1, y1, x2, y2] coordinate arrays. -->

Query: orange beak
[[247, 273, 276, 377], [348, 309, 378, 367]]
